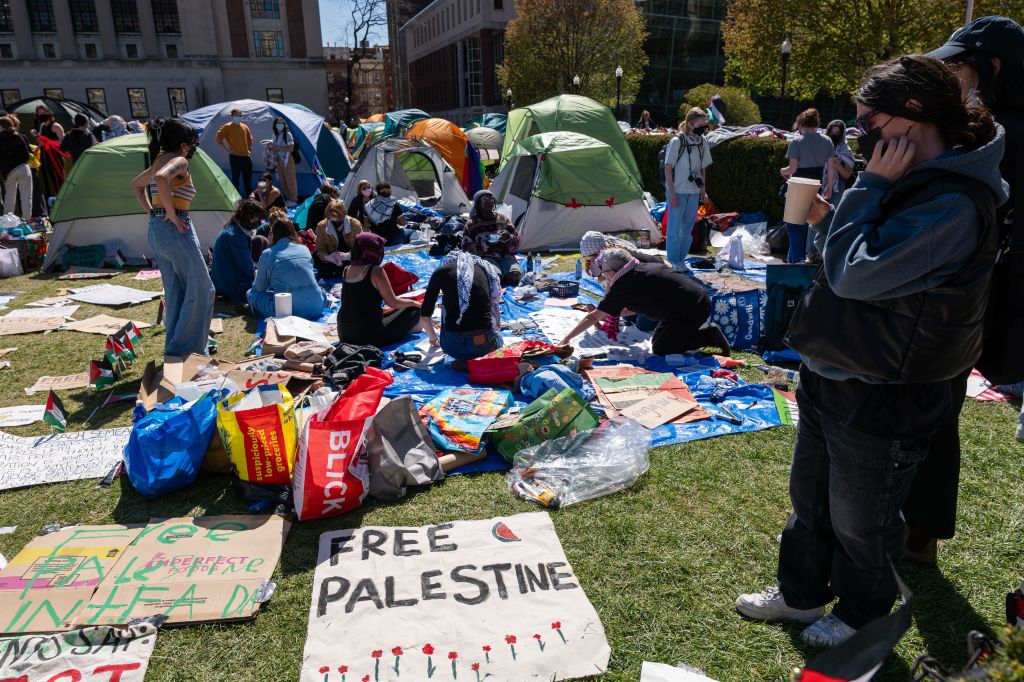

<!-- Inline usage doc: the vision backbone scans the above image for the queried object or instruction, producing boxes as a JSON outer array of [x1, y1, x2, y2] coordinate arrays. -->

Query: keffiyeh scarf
[[443, 250, 502, 333]]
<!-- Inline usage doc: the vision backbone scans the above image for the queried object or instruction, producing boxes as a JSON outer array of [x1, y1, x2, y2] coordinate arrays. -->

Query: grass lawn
[[0, 265, 1021, 681]]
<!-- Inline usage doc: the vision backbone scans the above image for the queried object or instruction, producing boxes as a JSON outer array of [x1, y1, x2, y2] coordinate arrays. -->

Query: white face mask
[[361, 188, 372, 196]]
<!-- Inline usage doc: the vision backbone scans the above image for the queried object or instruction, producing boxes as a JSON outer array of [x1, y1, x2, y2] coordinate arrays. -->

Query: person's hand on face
[[866, 134, 916, 182], [806, 194, 833, 226]]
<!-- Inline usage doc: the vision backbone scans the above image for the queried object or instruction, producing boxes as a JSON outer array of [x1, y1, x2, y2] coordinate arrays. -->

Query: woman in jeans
[[130, 117, 214, 357], [420, 250, 503, 369]]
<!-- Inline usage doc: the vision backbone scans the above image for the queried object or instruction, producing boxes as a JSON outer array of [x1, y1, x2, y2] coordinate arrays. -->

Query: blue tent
[[383, 109, 430, 138], [466, 112, 508, 134], [285, 103, 353, 184]]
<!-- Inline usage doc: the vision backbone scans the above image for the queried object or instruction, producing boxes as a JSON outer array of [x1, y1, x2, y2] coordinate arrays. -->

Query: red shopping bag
[[468, 340, 557, 384], [382, 261, 419, 295], [292, 367, 393, 520]]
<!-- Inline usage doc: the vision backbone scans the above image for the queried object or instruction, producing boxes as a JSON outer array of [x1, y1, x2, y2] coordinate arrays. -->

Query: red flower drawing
[[338, 666, 348, 674], [448, 652, 459, 660], [482, 645, 491, 652], [391, 647, 403, 656], [471, 663, 480, 672], [362, 676, 370, 682], [320, 667, 329, 674], [551, 622, 561, 630], [423, 644, 435, 656], [533, 634, 541, 640], [504, 635, 516, 645], [371, 650, 383, 659]]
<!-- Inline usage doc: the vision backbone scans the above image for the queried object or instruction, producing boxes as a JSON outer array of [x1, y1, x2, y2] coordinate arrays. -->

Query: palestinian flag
[[706, 94, 728, 126], [103, 392, 138, 406], [43, 390, 67, 432], [120, 322, 143, 349], [795, 566, 913, 682], [105, 335, 136, 363], [112, 249, 127, 269], [89, 358, 116, 389]]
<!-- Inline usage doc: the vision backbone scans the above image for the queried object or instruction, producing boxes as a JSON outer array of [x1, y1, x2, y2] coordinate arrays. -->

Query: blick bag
[[292, 367, 392, 520], [216, 384, 298, 485]]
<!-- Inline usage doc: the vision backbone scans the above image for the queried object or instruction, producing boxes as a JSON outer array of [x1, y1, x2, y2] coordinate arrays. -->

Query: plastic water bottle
[[132, 400, 147, 424], [575, 258, 583, 279], [758, 365, 800, 385], [526, 253, 535, 272]]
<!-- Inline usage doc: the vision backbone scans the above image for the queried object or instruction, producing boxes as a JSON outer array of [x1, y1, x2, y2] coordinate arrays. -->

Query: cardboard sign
[[4, 305, 79, 319], [65, 315, 153, 337], [0, 516, 288, 634], [24, 373, 90, 394], [0, 428, 130, 492], [0, 317, 63, 336], [0, 620, 159, 681], [620, 393, 699, 429], [301, 513, 610, 682], [0, 404, 45, 427], [209, 318, 223, 334], [68, 285, 160, 307]]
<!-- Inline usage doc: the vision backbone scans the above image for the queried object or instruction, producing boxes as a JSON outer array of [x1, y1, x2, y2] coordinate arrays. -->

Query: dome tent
[[340, 138, 471, 216], [7, 96, 106, 135], [285, 102, 354, 184], [403, 117, 486, 196], [42, 134, 239, 271], [489, 131, 658, 251], [465, 127, 504, 164], [382, 109, 430, 138], [181, 99, 327, 197], [500, 95, 641, 186], [466, 112, 507, 134]]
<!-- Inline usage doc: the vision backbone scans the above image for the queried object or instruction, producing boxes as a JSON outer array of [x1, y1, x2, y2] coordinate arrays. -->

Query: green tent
[[44, 134, 240, 270], [500, 95, 641, 185]]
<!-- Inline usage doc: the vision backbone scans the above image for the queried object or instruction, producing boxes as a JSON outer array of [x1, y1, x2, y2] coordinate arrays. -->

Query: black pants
[[339, 307, 419, 348], [650, 298, 711, 355], [902, 369, 971, 539], [229, 154, 253, 197], [313, 253, 346, 280], [778, 378, 930, 628]]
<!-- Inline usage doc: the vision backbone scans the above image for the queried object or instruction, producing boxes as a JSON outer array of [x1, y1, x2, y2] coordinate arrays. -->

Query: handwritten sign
[[24, 373, 90, 395], [65, 315, 152, 337], [0, 620, 158, 681], [620, 393, 697, 429], [301, 513, 610, 682], [0, 405, 45, 428], [0, 428, 130, 491], [0, 317, 63, 336]]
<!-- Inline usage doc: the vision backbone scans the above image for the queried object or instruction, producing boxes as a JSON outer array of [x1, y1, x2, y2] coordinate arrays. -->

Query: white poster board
[[301, 512, 610, 682], [0, 620, 158, 681], [68, 285, 160, 306], [0, 428, 130, 491]]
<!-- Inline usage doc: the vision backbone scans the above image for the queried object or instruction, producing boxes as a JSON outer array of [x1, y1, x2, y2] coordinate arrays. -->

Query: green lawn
[[0, 267, 1021, 681]]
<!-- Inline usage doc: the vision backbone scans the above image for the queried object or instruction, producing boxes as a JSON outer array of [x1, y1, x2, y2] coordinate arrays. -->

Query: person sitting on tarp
[[558, 248, 730, 356], [211, 199, 267, 307], [306, 182, 340, 231], [365, 182, 414, 246], [337, 233, 424, 348], [421, 250, 504, 369], [461, 189, 522, 286], [315, 199, 363, 278], [247, 217, 327, 320]]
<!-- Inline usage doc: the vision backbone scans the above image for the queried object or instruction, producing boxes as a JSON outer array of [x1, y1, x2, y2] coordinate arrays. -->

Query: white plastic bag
[[0, 214, 20, 229], [0, 248, 23, 278], [719, 233, 745, 270]]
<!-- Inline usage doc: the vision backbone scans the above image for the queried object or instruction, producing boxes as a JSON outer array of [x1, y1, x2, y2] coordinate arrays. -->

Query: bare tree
[[330, 0, 389, 124]]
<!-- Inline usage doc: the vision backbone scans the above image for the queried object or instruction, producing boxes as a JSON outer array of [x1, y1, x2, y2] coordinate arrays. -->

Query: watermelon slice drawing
[[492, 521, 521, 542]]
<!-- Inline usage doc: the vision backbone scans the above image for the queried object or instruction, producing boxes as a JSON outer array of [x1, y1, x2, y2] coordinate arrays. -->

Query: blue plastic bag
[[123, 391, 222, 498]]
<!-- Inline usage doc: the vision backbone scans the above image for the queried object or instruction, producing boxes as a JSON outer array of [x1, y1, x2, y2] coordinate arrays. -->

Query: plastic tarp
[[383, 108, 430, 138], [181, 99, 326, 196], [500, 95, 641, 184], [466, 112, 508, 134]]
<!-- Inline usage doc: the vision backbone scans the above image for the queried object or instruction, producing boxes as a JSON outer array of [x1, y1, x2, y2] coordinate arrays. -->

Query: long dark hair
[[147, 116, 197, 163], [949, 50, 1024, 111], [856, 55, 997, 151], [272, 116, 289, 137], [230, 198, 265, 229], [271, 217, 299, 244]]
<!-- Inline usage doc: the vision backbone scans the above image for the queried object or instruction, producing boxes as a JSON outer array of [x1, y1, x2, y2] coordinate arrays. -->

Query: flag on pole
[[43, 390, 67, 432], [112, 249, 127, 269], [89, 358, 116, 389], [103, 392, 138, 406], [706, 94, 728, 126], [120, 322, 143, 349], [105, 335, 136, 363]]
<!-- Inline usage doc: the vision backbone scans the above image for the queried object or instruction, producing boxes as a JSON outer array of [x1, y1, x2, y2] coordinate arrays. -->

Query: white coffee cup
[[783, 177, 822, 224]]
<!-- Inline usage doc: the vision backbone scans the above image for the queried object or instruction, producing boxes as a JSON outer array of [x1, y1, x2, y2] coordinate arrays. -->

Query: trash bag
[[507, 419, 650, 508], [322, 342, 383, 390], [366, 396, 444, 501], [216, 384, 298, 485], [123, 391, 222, 498]]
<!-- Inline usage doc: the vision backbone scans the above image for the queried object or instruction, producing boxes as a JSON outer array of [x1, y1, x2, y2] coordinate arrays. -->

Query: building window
[[0, 43, 11, 58], [128, 88, 148, 118], [168, 87, 187, 115], [84, 42, 97, 58], [86, 87, 106, 114], [28, 0, 56, 32], [2, 89, 20, 107], [42, 42, 55, 58], [374, 71, 380, 83], [69, 0, 98, 32], [249, 0, 280, 20], [266, 88, 284, 103], [111, 0, 140, 33], [494, 0, 503, 8], [44, 88, 63, 99], [151, 0, 179, 33], [461, 36, 481, 107], [253, 30, 283, 57], [165, 43, 177, 58], [0, 1, 12, 32], [125, 43, 138, 58]]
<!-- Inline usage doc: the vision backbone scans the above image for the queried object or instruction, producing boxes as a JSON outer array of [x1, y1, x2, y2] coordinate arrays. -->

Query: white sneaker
[[735, 586, 825, 623], [1015, 419, 1023, 442], [800, 613, 857, 647]]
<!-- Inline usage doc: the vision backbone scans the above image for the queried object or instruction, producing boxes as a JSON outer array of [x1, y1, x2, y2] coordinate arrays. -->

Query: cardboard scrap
[[133, 269, 162, 280], [641, 662, 719, 681], [586, 366, 708, 423], [271, 316, 338, 344], [26, 295, 72, 307], [0, 515, 289, 634], [25, 373, 90, 394], [65, 314, 153, 336], [209, 317, 224, 334], [57, 267, 120, 280], [0, 347, 16, 358], [620, 393, 698, 429], [0, 621, 159, 681], [0, 404, 45, 428], [0, 316, 64, 336], [68, 284, 161, 307]]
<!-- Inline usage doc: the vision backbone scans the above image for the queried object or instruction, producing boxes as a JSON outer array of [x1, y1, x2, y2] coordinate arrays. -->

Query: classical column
[[52, 0, 77, 58], [11, 0, 36, 57], [136, 0, 159, 58], [94, 0, 118, 58]]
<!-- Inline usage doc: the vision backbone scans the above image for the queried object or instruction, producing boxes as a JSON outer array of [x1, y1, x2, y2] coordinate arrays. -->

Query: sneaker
[[735, 586, 825, 623], [800, 613, 857, 647], [1016, 419, 1023, 443]]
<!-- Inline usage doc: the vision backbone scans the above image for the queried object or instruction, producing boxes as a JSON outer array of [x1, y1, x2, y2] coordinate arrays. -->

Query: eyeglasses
[[854, 110, 879, 134]]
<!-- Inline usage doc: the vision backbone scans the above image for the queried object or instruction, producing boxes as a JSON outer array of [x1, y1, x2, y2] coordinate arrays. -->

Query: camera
[[688, 174, 704, 189]]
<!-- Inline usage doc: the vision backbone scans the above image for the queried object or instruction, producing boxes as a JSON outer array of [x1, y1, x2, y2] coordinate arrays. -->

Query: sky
[[319, 0, 390, 48]]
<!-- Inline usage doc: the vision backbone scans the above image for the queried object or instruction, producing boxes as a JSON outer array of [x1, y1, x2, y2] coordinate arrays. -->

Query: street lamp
[[506, 88, 513, 110], [780, 37, 792, 98], [573, 74, 580, 94], [614, 65, 623, 119], [344, 96, 350, 126]]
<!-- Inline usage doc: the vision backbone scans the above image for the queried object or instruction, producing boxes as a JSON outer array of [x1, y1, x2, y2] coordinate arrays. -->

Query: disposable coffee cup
[[783, 177, 821, 224], [274, 292, 292, 318]]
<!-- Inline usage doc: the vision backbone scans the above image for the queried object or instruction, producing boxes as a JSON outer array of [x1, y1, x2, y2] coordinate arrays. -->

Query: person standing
[[33, 106, 66, 203], [269, 116, 297, 204], [663, 107, 712, 270], [130, 118, 214, 357], [780, 108, 835, 263], [736, 55, 1005, 647], [0, 116, 32, 222], [216, 108, 253, 197], [822, 120, 855, 202], [59, 114, 95, 169]]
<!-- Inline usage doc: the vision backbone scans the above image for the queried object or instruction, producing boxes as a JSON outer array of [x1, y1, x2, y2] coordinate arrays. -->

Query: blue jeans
[[785, 223, 808, 263], [440, 328, 503, 360], [148, 212, 215, 357], [487, 254, 523, 284], [666, 192, 701, 267], [386, 227, 416, 247], [777, 377, 930, 628]]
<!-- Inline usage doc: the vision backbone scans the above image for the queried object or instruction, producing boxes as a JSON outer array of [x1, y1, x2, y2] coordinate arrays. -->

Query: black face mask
[[859, 126, 884, 163], [185, 145, 197, 160], [829, 133, 844, 146], [692, 125, 708, 136]]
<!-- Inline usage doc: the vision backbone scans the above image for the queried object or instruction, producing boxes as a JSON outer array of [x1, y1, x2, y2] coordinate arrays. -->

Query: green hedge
[[626, 133, 788, 221]]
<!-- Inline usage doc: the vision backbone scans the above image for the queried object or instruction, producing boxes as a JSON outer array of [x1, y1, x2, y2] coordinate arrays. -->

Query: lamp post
[[614, 65, 623, 120], [344, 96, 350, 126], [506, 88, 513, 110], [573, 74, 580, 94], [780, 36, 792, 127]]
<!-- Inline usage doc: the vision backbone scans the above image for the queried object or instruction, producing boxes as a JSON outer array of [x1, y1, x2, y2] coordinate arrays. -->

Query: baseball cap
[[929, 15, 1024, 60]]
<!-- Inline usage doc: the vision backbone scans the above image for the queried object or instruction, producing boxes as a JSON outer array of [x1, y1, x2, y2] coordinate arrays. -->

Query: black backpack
[[657, 133, 686, 189], [975, 213, 1024, 384], [322, 343, 383, 389]]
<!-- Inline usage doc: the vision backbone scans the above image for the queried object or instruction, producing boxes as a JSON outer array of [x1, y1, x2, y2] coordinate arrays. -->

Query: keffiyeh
[[443, 250, 502, 333], [366, 196, 398, 226], [579, 231, 638, 258]]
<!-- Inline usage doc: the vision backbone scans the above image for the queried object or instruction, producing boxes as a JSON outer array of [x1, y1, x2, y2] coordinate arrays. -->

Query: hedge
[[626, 134, 788, 221]]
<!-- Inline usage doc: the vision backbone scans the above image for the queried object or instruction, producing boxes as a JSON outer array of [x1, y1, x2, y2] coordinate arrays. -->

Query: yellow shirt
[[215, 121, 252, 157]]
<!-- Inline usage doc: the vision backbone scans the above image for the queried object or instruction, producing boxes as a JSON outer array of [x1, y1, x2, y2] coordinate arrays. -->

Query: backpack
[[322, 342, 383, 390], [657, 133, 687, 189], [975, 214, 1024, 384]]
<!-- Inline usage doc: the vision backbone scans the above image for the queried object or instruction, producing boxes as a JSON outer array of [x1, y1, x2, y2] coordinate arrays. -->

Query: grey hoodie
[[806, 124, 1008, 381]]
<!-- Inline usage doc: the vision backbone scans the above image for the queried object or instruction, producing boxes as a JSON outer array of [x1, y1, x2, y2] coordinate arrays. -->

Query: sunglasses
[[854, 110, 879, 135]]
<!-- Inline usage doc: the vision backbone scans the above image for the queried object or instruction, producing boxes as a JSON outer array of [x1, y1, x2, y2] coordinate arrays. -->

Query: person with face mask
[[131, 117, 215, 356], [780, 108, 835, 263], [347, 179, 374, 224], [461, 189, 522, 285], [737, 55, 1006, 648], [216, 107, 253, 196], [250, 172, 285, 211], [269, 117, 297, 204], [211, 199, 266, 307], [314, 199, 363, 277], [821, 120, 855, 202], [663, 107, 713, 270]]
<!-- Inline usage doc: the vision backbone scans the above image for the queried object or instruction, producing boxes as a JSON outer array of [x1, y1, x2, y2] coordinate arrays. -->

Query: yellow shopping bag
[[216, 384, 297, 485]]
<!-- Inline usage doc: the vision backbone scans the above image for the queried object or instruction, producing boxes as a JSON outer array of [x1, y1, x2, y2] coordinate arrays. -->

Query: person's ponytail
[[942, 103, 998, 151], [147, 117, 167, 164], [146, 116, 196, 166]]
